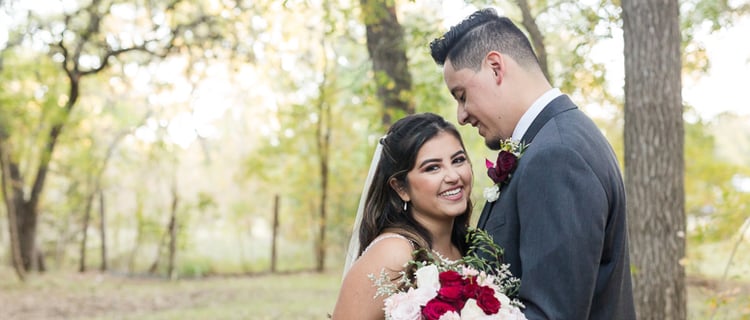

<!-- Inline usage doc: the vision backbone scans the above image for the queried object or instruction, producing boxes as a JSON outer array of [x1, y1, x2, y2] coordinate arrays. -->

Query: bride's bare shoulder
[[357, 233, 414, 271]]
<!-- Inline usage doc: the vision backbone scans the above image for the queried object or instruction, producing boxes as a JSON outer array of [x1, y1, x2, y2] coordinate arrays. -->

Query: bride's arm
[[331, 236, 413, 320]]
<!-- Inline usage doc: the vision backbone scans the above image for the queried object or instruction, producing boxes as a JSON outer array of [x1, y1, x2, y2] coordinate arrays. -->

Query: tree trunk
[[313, 46, 332, 272], [129, 198, 145, 273], [36, 249, 46, 272], [99, 190, 107, 271], [515, 0, 550, 80], [7, 79, 78, 274], [315, 108, 330, 273], [0, 140, 26, 281], [166, 182, 179, 280], [271, 195, 280, 273], [148, 231, 167, 275], [17, 202, 39, 271], [622, 0, 686, 319], [359, 0, 414, 127], [79, 191, 94, 272]]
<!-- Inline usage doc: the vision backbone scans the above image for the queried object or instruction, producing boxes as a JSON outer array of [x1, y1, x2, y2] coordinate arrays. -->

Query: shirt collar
[[512, 88, 563, 142]]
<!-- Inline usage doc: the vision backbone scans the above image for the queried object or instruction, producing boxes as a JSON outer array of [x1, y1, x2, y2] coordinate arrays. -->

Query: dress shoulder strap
[[363, 233, 415, 255]]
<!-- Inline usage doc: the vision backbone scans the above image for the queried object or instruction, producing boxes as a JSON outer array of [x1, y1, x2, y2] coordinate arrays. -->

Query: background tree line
[[1, 0, 749, 318]]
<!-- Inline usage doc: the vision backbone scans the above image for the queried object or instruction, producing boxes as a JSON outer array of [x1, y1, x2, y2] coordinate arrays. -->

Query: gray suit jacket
[[477, 95, 635, 319]]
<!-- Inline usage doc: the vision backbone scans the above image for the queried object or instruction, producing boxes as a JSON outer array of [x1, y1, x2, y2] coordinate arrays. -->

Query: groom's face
[[443, 58, 510, 150]]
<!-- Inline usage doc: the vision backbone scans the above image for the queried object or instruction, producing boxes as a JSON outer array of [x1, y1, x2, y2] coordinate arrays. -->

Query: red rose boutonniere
[[484, 139, 528, 202]]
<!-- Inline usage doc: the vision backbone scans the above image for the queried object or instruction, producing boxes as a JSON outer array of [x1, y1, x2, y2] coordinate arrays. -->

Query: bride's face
[[396, 131, 473, 224]]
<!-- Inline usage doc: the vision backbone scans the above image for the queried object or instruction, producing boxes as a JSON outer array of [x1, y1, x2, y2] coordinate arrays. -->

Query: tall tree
[[0, 133, 25, 281], [313, 1, 334, 273], [622, 0, 686, 318], [238, 0, 375, 273], [360, 0, 414, 127], [0, 0, 243, 272], [514, 0, 550, 80], [78, 127, 132, 272]]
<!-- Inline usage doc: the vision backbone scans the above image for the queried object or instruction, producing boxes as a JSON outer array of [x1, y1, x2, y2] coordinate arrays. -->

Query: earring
[[403, 201, 408, 211]]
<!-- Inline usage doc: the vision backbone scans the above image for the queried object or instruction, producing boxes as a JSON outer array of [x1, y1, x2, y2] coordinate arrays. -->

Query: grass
[[1, 234, 749, 319], [1, 267, 749, 319], [0, 268, 341, 320]]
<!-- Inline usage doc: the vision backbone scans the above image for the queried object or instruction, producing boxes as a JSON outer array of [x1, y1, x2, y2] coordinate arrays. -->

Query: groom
[[430, 8, 635, 319]]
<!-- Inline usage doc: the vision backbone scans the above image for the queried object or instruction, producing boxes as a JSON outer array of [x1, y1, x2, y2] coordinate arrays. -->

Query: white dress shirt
[[512, 88, 563, 142]]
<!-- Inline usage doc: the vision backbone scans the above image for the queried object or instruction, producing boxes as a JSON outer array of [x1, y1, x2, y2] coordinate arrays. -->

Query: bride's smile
[[439, 186, 463, 199]]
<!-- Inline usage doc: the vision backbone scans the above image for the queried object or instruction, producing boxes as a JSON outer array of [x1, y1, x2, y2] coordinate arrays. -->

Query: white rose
[[494, 292, 511, 308], [410, 286, 438, 307], [416, 264, 440, 293], [483, 185, 500, 202], [493, 293, 528, 320], [459, 299, 494, 320], [438, 311, 460, 320], [384, 291, 422, 320], [495, 305, 527, 320], [510, 306, 528, 320]]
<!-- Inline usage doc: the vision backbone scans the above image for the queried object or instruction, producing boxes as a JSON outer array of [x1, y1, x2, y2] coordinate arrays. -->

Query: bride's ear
[[389, 178, 410, 202]]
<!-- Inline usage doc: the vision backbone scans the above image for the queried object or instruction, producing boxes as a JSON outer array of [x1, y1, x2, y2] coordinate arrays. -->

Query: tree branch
[[515, 0, 550, 80]]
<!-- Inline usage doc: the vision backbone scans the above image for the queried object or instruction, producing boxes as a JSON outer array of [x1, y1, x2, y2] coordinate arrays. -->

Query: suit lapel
[[521, 95, 577, 144], [477, 95, 577, 229], [477, 199, 494, 228]]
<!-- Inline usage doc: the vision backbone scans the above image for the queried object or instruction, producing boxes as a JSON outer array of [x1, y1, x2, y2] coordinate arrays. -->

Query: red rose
[[462, 281, 481, 299], [488, 151, 517, 184], [476, 286, 501, 315], [438, 285, 464, 302], [422, 299, 458, 320], [439, 270, 463, 287]]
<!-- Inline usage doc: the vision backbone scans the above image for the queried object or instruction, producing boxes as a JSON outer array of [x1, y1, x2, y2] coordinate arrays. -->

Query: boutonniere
[[483, 139, 528, 202]]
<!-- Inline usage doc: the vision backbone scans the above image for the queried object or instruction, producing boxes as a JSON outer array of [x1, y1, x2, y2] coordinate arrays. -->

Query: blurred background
[[0, 0, 748, 319]]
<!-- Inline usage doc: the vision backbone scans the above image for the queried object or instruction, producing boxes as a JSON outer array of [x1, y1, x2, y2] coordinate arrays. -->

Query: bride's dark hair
[[358, 113, 473, 257]]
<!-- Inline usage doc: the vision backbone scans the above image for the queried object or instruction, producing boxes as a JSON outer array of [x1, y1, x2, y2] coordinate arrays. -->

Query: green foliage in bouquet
[[370, 228, 521, 299]]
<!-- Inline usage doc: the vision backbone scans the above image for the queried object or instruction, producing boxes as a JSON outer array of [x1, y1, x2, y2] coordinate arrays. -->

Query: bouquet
[[370, 229, 526, 320]]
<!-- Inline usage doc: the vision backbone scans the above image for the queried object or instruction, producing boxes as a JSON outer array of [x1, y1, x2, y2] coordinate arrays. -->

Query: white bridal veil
[[342, 137, 384, 279]]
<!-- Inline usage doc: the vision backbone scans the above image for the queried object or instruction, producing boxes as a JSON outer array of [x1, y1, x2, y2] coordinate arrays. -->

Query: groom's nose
[[457, 104, 469, 126]]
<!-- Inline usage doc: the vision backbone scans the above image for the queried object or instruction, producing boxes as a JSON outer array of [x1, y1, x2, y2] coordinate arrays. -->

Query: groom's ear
[[389, 178, 410, 202], [485, 51, 505, 85]]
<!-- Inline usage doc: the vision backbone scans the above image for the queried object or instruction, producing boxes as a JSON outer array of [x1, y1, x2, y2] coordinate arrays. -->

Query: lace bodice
[[363, 233, 459, 264], [363, 233, 413, 254]]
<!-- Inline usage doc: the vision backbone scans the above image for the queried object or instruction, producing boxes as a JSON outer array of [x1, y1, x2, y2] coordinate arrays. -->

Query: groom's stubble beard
[[485, 135, 502, 150]]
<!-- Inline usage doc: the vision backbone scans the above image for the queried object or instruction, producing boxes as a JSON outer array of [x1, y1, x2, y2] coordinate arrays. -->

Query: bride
[[331, 113, 474, 319]]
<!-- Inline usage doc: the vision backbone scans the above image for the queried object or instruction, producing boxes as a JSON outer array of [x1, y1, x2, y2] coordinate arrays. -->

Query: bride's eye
[[425, 164, 441, 172], [453, 156, 467, 164]]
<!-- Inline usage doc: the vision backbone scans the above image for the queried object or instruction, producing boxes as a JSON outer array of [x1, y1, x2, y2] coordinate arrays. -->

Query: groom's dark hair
[[430, 8, 541, 72]]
